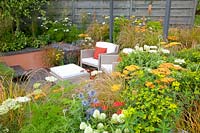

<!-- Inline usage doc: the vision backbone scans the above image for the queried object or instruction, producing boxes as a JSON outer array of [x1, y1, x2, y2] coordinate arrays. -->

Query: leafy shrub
[[41, 17, 80, 43], [20, 81, 84, 133], [0, 63, 15, 78]]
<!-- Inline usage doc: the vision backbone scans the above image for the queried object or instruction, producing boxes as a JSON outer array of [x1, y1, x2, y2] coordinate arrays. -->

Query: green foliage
[[195, 15, 200, 26], [41, 17, 80, 43], [117, 51, 163, 71], [20, 81, 84, 133], [0, 31, 28, 52], [146, 21, 162, 32], [175, 48, 200, 71], [0, 63, 14, 80]]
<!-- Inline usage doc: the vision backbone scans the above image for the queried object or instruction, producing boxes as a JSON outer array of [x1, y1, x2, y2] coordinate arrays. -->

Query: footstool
[[50, 64, 90, 83]]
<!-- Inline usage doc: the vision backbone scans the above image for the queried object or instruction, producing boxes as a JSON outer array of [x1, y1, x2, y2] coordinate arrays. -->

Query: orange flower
[[78, 33, 89, 38], [151, 68, 171, 76], [34, 92, 46, 100], [167, 36, 178, 41], [159, 63, 183, 70], [160, 77, 175, 84], [125, 65, 140, 72], [145, 81, 155, 89]]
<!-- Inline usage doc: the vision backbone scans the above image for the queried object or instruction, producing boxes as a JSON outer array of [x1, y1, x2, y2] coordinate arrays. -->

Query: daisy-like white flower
[[15, 96, 31, 103], [174, 59, 185, 64], [45, 76, 57, 82], [0, 105, 9, 115], [122, 48, 134, 54]]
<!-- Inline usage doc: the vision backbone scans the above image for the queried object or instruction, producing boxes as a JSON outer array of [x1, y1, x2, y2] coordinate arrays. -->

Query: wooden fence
[[47, 0, 197, 26]]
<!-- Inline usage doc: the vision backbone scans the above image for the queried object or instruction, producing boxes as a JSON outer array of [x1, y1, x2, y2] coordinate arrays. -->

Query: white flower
[[84, 126, 93, 133], [115, 129, 122, 133], [37, 17, 41, 19], [0, 105, 9, 115], [102, 22, 106, 25], [97, 123, 104, 129], [32, 89, 43, 95], [54, 20, 58, 23], [174, 59, 185, 64], [66, 29, 69, 32], [105, 16, 109, 19], [65, 17, 69, 20], [99, 113, 106, 120], [160, 48, 170, 54], [122, 48, 134, 54], [139, 47, 143, 51], [45, 76, 57, 82], [15, 96, 31, 103], [2, 98, 21, 110], [85, 37, 91, 40], [111, 113, 118, 123], [149, 50, 157, 53], [144, 45, 150, 52], [33, 82, 41, 89], [80, 122, 87, 130], [117, 114, 125, 123], [54, 29, 58, 32], [103, 131, 109, 133], [149, 45, 158, 49], [93, 109, 100, 119]]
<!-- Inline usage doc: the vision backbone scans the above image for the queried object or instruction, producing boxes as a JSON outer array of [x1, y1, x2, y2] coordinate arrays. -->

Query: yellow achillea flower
[[123, 70, 129, 75], [160, 41, 167, 45], [125, 65, 139, 72], [145, 81, 155, 89], [111, 84, 121, 92]]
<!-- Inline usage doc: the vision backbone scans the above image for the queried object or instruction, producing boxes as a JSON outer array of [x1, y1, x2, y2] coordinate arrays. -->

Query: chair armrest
[[112, 62, 119, 71], [100, 54, 119, 64], [81, 49, 95, 58]]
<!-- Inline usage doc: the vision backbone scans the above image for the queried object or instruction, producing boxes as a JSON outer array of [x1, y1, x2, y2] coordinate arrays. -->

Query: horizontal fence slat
[[46, 0, 196, 26]]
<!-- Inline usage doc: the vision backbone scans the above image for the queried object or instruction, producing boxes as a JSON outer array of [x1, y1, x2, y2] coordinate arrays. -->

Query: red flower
[[117, 109, 122, 114], [101, 105, 108, 111], [113, 101, 124, 107]]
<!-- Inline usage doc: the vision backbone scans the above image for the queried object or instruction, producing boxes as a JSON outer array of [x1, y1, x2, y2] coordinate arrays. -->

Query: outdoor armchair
[[80, 42, 119, 70]]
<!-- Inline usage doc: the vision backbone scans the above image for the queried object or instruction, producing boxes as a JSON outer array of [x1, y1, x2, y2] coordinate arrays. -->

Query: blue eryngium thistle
[[82, 100, 89, 106], [88, 90, 96, 97]]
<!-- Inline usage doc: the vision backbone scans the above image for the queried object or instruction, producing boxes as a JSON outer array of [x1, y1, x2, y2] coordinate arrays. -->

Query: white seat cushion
[[101, 64, 113, 73], [96, 42, 117, 53], [50, 64, 88, 79], [82, 57, 99, 67]]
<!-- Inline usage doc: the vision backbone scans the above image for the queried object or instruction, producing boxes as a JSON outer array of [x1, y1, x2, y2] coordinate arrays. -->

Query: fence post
[[163, 0, 171, 41], [109, 0, 114, 43]]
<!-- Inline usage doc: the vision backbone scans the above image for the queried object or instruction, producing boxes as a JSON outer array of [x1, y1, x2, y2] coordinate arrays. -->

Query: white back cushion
[[96, 42, 117, 53]]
